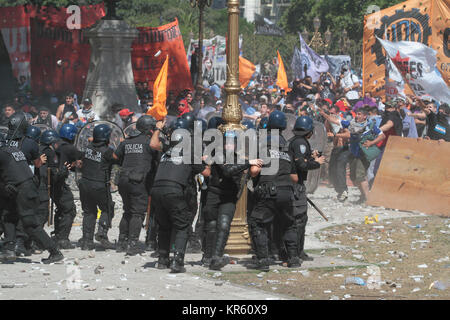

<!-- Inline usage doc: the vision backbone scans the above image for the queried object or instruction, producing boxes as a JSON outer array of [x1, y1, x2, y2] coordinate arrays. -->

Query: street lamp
[[301, 27, 309, 42], [313, 16, 321, 32], [190, 0, 213, 88], [324, 27, 331, 54], [309, 16, 324, 53]]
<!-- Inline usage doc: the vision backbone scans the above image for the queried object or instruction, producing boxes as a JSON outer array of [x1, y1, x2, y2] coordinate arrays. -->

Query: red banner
[[132, 18, 192, 95], [30, 18, 90, 96], [0, 4, 105, 79]]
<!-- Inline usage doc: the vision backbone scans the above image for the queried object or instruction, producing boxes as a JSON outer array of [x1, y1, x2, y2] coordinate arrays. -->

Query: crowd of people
[[0, 64, 449, 273]]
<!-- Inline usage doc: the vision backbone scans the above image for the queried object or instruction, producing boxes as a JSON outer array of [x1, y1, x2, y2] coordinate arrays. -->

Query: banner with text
[[132, 18, 192, 95], [0, 4, 104, 79], [29, 8, 103, 96], [363, 0, 449, 97], [378, 37, 450, 103]]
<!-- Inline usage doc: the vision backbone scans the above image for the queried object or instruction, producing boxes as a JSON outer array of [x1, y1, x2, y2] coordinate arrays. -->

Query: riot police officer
[[37, 130, 60, 229], [113, 115, 158, 256], [248, 111, 302, 271], [26, 126, 41, 143], [51, 123, 80, 249], [203, 130, 263, 270], [5, 113, 45, 256], [0, 132, 63, 264], [288, 116, 325, 261], [78, 124, 117, 250], [151, 118, 211, 273]]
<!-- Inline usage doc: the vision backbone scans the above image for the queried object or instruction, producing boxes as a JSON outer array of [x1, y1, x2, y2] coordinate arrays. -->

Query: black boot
[[287, 257, 302, 268], [300, 252, 314, 261], [170, 252, 186, 273], [56, 239, 75, 250], [157, 254, 170, 270], [209, 255, 229, 271], [95, 225, 115, 250], [42, 248, 64, 264], [145, 240, 157, 252], [201, 255, 212, 267], [15, 237, 31, 257], [0, 242, 16, 263], [81, 239, 95, 251], [116, 235, 128, 253], [126, 239, 144, 256], [248, 258, 270, 272]]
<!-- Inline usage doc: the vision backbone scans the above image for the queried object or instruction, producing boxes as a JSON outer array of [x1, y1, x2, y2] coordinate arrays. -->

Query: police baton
[[144, 196, 151, 230], [306, 197, 328, 221], [47, 167, 53, 226]]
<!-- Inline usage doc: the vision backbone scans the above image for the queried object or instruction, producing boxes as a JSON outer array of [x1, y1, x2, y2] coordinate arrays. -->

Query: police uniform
[[5, 136, 40, 255], [78, 141, 116, 249], [203, 158, 249, 270], [249, 134, 302, 270], [151, 143, 206, 273], [52, 140, 80, 247], [288, 132, 320, 260], [114, 133, 157, 254], [0, 141, 63, 263]]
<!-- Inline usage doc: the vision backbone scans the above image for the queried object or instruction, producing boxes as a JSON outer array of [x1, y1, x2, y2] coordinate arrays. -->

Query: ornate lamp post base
[[220, 0, 251, 255]]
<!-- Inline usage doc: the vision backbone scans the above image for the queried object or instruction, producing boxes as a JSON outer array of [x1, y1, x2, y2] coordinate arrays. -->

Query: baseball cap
[[119, 108, 134, 117], [216, 100, 223, 105]]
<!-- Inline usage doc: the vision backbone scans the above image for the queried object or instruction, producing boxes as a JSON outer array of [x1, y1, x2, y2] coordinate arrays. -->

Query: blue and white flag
[[377, 37, 450, 103], [291, 33, 329, 83]]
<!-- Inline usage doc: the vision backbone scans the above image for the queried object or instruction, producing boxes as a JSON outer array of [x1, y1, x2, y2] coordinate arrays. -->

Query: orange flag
[[239, 56, 256, 89], [276, 50, 291, 92], [147, 55, 169, 121]]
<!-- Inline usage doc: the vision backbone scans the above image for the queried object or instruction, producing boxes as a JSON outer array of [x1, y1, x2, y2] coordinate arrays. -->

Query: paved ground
[[0, 185, 423, 300]]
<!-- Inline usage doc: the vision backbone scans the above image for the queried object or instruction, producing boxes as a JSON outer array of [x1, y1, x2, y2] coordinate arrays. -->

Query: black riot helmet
[[267, 110, 287, 130], [173, 118, 191, 131], [136, 115, 157, 134], [40, 130, 60, 146], [181, 112, 196, 130], [294, 116, 314, 133], [26, 126, 42, 142], [93, 124, 111, 143], [207, 116, 225, 129], [7, 112, 29, 140]]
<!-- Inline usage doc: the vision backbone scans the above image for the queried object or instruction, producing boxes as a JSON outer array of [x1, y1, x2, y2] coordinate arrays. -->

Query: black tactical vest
[[288, 135, 311, 183], [121, 135, 153, 172], [154, 149, 193, 188], [0, 145, 33, 185], [258, 135, 293, 186], [81, 142, 112, 183]]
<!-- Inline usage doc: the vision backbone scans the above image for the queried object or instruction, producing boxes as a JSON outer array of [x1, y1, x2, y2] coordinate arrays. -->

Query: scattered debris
[[345, 277, 366, 286], [429, 281, 449, 291]]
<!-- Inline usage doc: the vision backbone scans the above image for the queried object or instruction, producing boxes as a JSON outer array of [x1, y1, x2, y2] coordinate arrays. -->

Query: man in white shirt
[[77, 98, 99, 124], [339, 66, 360, 105]]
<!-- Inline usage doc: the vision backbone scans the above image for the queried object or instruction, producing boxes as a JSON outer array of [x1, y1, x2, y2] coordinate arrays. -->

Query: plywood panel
[[367, 136, 450, 216]]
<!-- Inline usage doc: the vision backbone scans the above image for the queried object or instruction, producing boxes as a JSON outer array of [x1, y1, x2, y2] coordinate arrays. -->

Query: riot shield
[[123, 122, 139, 138], [75, 120, 124, 153], [205, 111, 222, 123], [305, 120, 327, 194], [282, 114, 297, 141], [73, 121, 124, 190]]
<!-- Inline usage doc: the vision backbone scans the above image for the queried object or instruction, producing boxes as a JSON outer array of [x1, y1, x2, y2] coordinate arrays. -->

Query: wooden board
[[367, 136, 450, 216]]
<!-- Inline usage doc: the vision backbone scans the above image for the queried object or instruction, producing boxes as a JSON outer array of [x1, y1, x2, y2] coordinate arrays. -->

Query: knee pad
[[22, 214, 39, 229], [205, 220, 217, 232], [217, 215, 232, 232]]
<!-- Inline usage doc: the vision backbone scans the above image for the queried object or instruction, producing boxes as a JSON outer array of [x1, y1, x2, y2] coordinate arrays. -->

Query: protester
[[76, 98, 99, 124]]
